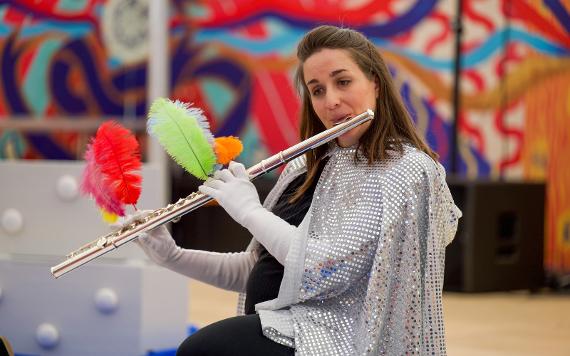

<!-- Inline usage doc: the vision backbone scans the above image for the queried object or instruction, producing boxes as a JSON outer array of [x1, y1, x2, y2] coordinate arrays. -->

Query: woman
[[131, 25, 461, 355]]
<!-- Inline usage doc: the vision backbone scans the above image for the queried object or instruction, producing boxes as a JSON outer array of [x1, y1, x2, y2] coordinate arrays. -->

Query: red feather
[[92, 121, 142, 205], [81, 144, 125, 216]]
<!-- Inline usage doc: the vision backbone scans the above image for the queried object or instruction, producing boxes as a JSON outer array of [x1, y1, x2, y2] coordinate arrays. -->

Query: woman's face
[[303, 48, 378, 147]]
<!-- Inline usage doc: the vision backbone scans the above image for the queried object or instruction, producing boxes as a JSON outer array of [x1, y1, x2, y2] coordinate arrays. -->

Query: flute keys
[[97, 237, 108, 248]]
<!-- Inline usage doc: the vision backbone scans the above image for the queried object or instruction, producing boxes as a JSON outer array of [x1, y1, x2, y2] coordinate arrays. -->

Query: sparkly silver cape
[[239, 145, 461, 355]]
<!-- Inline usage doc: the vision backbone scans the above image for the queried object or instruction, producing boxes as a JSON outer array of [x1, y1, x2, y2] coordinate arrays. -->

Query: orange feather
[[214, 136, 243, 165]]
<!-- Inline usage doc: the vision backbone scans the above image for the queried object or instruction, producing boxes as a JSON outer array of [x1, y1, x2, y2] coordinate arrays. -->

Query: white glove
[[112, 210, 177, 265], [199, 161, 297, 264], [113, 209, 256, 292]]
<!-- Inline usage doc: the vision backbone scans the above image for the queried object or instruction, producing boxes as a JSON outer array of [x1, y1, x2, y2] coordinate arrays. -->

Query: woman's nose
[[325, 89, 341, 109]]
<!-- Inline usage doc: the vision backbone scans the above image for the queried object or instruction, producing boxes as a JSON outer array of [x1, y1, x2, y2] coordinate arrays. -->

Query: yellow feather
[[101, 209, 119, 224]]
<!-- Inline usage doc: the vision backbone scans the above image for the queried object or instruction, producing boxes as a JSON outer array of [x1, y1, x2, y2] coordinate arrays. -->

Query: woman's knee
[[175, 315, 293, 356], [175, 318, 238, 356], [176, 334, 202, 356]]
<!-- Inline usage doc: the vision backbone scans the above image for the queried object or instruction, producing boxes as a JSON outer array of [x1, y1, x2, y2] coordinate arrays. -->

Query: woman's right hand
[[113, 210, 178, 266], [113, 210, 257, 292]]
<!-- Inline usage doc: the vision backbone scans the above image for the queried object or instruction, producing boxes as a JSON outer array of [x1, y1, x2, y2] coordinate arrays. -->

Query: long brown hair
[[291, 25, 437, 201]]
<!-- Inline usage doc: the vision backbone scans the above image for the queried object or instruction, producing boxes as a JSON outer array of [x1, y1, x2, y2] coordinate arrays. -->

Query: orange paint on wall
[[523, 71, 570, 272]]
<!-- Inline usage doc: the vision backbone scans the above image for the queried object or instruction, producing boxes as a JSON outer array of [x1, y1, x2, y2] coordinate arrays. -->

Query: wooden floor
[[188, 280, 570, 355]]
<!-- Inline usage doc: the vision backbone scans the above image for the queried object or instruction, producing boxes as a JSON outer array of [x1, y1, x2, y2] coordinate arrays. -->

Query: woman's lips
[[332, 115, 353, 126]]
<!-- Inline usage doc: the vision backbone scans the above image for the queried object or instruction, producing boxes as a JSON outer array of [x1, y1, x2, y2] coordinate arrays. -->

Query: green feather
[[147, 98, 217, 180]]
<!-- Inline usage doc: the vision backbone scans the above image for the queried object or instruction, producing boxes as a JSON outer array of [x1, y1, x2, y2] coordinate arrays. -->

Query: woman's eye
[[312, 88, 324, 96], [338, 79, 351, 87]]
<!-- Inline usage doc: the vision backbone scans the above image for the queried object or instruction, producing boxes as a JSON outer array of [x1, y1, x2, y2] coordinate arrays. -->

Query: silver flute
[[51, 109, 374, 278]]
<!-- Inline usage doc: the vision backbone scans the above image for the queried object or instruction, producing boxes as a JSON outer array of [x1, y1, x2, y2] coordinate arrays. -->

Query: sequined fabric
[[241, 145, 461, 355]]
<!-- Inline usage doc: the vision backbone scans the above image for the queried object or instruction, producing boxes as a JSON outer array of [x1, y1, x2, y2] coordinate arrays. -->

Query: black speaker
[[444, 179, 545, 292]]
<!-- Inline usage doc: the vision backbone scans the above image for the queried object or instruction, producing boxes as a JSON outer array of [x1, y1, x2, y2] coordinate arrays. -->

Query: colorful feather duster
[[148, 99, 216, 180], [92, 121, 142, 205], [80, 121, 142, 221], [148, 98, 243, 180]]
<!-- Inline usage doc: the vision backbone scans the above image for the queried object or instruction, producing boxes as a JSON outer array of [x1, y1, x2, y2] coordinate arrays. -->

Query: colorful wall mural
[[0, 0, 148, 160], [454, 0, 570, 273], [169, 0, 457, 170], [1, 0, 569, 273]]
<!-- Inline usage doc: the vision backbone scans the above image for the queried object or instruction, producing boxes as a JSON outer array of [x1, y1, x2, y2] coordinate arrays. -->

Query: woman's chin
[[336, 135, 358, 148]]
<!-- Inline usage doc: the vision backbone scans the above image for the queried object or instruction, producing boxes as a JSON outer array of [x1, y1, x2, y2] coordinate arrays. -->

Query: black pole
[[451, 0, 463, 175], [499, 0, 512, 181]]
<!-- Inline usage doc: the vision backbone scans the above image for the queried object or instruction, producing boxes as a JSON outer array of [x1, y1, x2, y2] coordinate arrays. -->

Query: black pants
[[177, 314, 294, 356]]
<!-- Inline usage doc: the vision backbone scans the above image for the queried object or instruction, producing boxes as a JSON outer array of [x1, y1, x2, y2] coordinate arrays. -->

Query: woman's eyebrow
[[306, 69, 348, 86], [330, 69, 347, 77]]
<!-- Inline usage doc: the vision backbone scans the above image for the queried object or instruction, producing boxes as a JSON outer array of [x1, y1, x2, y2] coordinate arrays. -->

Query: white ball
[[36, 323, 60, 349], [56, 175, 79, 202], [1, 208, 24, 235], [94, 288, 119, 314]]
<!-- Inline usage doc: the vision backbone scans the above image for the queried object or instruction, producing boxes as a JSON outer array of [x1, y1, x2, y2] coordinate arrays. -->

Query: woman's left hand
[[200, 161, 296, 264], [198, 161, 263, 227]]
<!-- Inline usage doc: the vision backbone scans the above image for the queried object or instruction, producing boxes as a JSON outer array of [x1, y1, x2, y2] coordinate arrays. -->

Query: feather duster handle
[[147, 98, 217, 180]]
